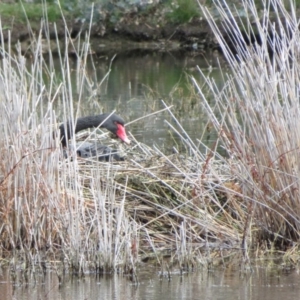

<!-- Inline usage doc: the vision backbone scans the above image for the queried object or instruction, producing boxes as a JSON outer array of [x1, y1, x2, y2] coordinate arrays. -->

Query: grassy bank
[[0, 2, 64, 22], [0, 0, 300, 279], [0, 0, 299, 28]]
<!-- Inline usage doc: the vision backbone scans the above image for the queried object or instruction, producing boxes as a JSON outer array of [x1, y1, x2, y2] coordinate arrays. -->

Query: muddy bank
[[1, 13, 218, 55]]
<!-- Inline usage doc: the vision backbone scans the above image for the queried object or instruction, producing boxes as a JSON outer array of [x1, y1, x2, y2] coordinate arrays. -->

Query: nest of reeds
[[66, 131, 242, 260]]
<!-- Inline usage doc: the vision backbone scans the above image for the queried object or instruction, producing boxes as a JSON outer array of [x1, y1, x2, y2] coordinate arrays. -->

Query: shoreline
[[1, 16, 219, 55]]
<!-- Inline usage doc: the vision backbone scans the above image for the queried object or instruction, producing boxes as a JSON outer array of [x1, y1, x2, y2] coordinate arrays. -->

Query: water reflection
[[1, 266, 299, 300], [53, 50, 226, 152]]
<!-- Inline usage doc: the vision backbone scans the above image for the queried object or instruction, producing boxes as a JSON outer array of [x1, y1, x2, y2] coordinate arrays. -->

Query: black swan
[[59, 113, 130, 161]]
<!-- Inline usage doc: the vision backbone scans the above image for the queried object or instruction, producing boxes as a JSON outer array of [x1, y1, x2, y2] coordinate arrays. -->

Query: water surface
[[1, 265, 299, 300], [54, 50, 226, 152]]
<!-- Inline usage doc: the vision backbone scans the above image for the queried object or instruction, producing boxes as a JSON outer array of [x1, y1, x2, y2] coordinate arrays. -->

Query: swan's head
[[115, 122, 130, 144], [105, 114, 130, 144]]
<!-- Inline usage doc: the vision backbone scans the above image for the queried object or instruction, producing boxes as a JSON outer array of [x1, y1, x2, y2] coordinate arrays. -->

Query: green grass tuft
[[167, 0, 200, 23], [0, 3, 65, 22]]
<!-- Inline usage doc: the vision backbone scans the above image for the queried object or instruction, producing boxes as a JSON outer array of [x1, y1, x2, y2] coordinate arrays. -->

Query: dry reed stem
[[199, 0, 300, 252]]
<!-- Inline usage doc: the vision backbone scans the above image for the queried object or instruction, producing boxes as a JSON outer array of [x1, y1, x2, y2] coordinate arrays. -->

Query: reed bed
[[1, 0, 299, 277], [0, 14, 241, 276], [199, 0, 300, 255]]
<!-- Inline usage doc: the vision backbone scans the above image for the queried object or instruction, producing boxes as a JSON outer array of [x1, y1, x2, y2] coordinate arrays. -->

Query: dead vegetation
[[0, 0, 299, 277]]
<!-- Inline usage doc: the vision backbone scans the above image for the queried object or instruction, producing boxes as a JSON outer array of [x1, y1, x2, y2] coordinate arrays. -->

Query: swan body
[[59, 113, 130, 161]]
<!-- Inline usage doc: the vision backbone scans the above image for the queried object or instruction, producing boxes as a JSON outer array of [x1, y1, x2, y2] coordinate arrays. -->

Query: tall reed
[[0, 12, 138, 273], [198, 0, 300, 252]]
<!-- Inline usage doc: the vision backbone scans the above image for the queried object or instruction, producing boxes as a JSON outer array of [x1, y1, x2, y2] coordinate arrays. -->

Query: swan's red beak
[[116, 124, 130, 144]]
